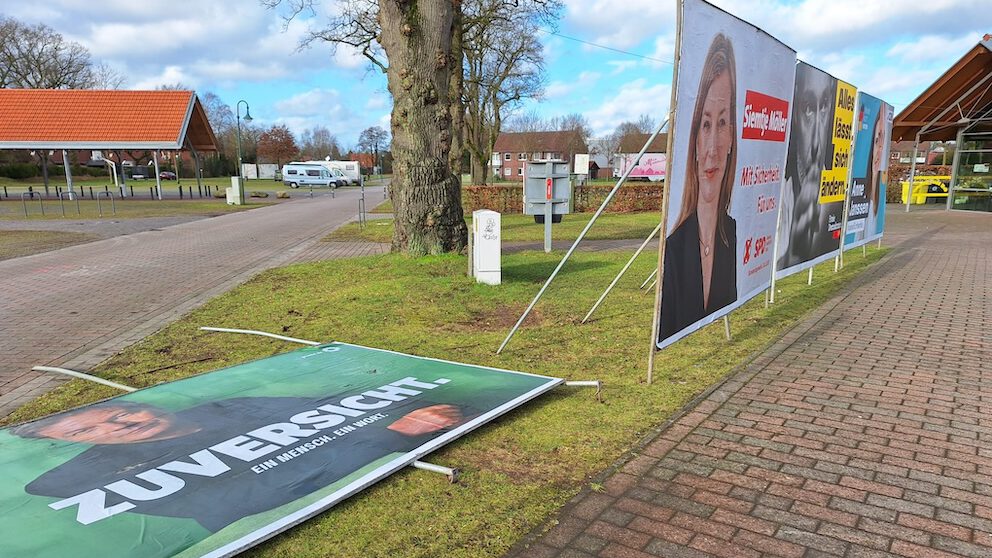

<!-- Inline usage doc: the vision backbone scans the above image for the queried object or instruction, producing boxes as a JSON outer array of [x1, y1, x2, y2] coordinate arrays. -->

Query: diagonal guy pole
[[497, 118, 669, 354], [582, 222, 662, 323]]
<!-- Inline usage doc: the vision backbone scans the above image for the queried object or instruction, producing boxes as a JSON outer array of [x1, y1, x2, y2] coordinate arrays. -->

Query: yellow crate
[[900, 177, 949, 204]]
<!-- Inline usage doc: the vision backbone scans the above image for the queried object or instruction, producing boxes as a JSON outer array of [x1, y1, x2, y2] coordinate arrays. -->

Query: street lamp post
[[236, 100, 253, 205]]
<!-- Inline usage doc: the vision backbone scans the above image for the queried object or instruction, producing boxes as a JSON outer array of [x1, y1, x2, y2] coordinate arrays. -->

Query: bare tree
[[549, 112, 591, 156], [266, 0, 466, 255], [357, 125, 390, 173], [299, 126, 342, 160], [503, 110, 547, 133], [462, 0, 558, 185], [91, 62, 127, 89], [0, 17, 98, 88]]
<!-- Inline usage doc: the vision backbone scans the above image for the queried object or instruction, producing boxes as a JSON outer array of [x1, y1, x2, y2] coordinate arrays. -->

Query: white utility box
[[227, 177, 244, 205], [472, 209, 501, 285]]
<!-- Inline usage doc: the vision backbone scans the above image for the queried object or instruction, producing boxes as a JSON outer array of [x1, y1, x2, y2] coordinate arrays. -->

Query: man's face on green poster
[[24, 404, 198, 444]]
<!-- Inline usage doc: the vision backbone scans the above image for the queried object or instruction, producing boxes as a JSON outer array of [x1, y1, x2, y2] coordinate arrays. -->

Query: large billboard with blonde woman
[[656, 0, 796, 349], [844, 93, 893, 248]]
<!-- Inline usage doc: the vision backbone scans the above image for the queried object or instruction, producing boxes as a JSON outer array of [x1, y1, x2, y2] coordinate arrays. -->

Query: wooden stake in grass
[[647, 0, 684, 385]]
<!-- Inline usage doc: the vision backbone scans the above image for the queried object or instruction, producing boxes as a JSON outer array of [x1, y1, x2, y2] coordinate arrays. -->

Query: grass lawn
[[325, 212, 662, 244], [0, 230, 101, 261], [371, 198, 393, 213], [3, 245, 886, 557]]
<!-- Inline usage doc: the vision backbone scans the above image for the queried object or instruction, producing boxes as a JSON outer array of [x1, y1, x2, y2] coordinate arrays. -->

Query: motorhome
[[281, 163, 348, 188], [303, 160, 362, 185]]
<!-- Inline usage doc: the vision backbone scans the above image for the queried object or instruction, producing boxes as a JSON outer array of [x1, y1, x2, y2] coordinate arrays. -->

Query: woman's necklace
[[701, 239, 711, 257]]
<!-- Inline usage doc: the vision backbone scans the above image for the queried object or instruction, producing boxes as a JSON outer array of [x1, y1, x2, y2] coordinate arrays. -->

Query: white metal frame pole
[[153, 151, 163, 200], [582, 222, 662, 323], [837, 95, 861, 271], [32, 366, 137, 392], [945, 126, 965, 210], [905, 133, 920, 213], [61, 150, 75, 200], [640, 268, 658, 289], [647, 0, 683, 384], [496, 117, 669, 355]]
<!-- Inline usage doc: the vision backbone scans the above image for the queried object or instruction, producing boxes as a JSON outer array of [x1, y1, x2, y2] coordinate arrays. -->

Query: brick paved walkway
[[0, 187, 382, 417], [510, 207, 992, 558]]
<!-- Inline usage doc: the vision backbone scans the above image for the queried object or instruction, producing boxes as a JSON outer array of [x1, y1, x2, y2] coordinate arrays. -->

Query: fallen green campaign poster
[[0, 342, 562, 558]]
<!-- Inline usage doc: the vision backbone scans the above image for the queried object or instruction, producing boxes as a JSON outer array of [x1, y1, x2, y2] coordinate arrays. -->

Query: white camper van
[[304, 160, 362, 185], [281, 163, 348, 188]]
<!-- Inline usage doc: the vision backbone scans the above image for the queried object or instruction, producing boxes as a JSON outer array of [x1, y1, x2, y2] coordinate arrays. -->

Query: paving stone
[[505, 210, 992, 558]]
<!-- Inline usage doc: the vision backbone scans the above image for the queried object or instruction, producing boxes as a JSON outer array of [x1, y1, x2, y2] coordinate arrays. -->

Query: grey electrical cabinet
[[524, 161, 572, 216]]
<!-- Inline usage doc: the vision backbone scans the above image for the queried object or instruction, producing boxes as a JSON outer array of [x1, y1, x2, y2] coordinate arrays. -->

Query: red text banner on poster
[[741, 90, 789, 142]]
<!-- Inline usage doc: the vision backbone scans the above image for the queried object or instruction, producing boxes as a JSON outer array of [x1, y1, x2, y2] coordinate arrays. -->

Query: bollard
[[179, 186, 183, 199], [129, 185, 134, 197], [149, 186, 154, 199], [187, 185, 192, 198], [3, 186, 6, 198], [89, 187, 94, 200]]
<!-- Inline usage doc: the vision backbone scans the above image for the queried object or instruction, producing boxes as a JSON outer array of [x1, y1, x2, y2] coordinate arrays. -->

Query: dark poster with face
[[656, 0, 796, 349], [774, 62, 857, 278]]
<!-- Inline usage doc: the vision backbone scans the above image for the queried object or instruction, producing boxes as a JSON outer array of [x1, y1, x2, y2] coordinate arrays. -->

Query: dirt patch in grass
[[451, 306, 544, 331]]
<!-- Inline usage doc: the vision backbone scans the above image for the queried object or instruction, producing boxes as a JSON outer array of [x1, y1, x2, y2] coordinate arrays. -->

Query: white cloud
[[273, 88, 388, 146], [585, 79, 671, 136], [564, 0, 675, 50], [8, 0, 367, 90], [276, 89, 345, 117], [886, 34, 979, 63], [544, 71, 601, 100], [131, 66, 195, 89], [544, 81, 574, 99]]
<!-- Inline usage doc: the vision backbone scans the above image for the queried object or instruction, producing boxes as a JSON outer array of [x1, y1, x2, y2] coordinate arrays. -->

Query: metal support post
[[640, 268, 658, 290], [97, 191, 116, 217], [905, 134, 920, 212], [945, 127, 965, 210], [544, 194, 553, 253], [153, 151, 163, 200], [723, 315, 731, 341], [58, 191, 80, 217], [61, 150, 76, 200], [497, 117, 668, 355], [199, 326, 322, 346], [564, 380, 603, 402], [32, 366, 137, 393], [583, 223, 661, 323], [411, 461, 460, 483], [807, 267, 814, 286]]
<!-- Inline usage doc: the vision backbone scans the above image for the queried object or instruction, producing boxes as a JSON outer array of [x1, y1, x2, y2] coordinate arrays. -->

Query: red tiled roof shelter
[[0, 89, 218, 151]]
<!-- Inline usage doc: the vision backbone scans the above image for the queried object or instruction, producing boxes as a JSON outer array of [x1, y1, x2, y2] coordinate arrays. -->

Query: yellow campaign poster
[[776, 63, 856, 279], [819, 81, 857, 204]]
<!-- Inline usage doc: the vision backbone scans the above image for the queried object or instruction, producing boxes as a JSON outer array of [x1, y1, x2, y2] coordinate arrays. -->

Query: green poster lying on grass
[[0, 342, 561, 558]]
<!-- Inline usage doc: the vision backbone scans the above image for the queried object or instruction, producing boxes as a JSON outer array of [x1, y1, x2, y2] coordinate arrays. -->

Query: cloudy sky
[[6, 0, 988, 146]]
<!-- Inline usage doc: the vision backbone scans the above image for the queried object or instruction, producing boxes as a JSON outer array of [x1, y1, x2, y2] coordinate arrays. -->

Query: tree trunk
[[380, 0, 468, 255], [470, 154, 485, 186], [448, 4, 464, 179]]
